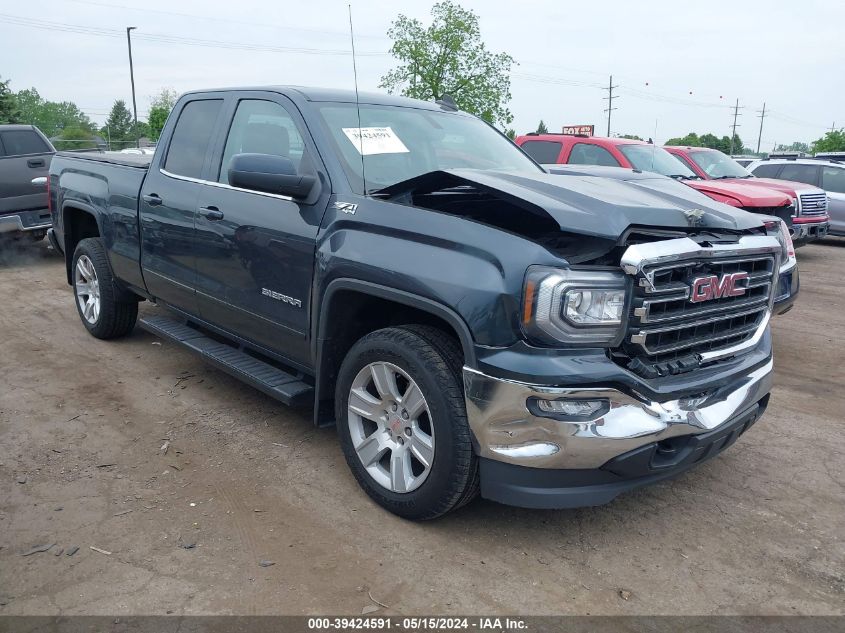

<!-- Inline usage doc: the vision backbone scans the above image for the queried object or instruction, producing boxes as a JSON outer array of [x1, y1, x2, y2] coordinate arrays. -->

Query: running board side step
[[138, 314, 313, 407]]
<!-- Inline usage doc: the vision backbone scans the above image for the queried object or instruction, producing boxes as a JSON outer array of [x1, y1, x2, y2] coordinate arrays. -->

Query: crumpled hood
[[387, 169, 765, 239], [685, 178, 792, 206]]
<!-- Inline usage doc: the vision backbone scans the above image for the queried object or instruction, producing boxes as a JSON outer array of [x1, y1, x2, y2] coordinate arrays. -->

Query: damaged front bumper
[[463, 358, 773, 509]]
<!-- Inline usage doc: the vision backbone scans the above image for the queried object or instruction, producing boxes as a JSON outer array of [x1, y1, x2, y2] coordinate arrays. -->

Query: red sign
[[562, 125, 594, 136]]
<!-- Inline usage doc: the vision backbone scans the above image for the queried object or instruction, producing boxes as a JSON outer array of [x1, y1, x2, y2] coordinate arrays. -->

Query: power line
[[0, 13, 388, 57], [64, 0, 390, 41], [602, 75, 619, 137]]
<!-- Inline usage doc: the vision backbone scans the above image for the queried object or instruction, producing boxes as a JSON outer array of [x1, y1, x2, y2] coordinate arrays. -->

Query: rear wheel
[[72, 238, 138, 339], [335, 326, 479, 520]]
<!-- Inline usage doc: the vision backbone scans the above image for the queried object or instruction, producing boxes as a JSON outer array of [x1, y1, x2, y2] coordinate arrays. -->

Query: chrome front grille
[[798, 192, 828, 216], [619, 236, 781, 376]]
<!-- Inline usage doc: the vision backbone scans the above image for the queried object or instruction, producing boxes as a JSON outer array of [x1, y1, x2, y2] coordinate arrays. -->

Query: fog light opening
[[528, 397, 610, 422]]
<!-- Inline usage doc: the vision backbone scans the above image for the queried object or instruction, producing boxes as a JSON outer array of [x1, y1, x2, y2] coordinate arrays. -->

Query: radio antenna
[[348, 4, 367, 195]]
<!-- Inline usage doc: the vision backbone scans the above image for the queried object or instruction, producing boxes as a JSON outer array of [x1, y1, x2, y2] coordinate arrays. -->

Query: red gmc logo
[[689, 272, 749, 303]]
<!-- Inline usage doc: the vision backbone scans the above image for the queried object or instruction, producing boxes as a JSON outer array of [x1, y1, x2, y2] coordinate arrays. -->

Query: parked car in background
[[0, 124, 55, 243], [49, 86, 784, 518], [544, 164, 799, 315], [666, 146, 830, 245], [747, 156, 845, 237], [515, 133, 795, 227], [731, 155, 760, 168]]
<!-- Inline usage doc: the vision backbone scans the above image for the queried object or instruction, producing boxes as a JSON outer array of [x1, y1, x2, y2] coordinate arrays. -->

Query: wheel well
[[63, 206, 100, 283], [315, 289, 471, 423]]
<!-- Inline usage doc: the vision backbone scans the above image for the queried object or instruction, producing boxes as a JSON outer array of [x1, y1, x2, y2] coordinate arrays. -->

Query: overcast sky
[[2, 0, 842, 148]]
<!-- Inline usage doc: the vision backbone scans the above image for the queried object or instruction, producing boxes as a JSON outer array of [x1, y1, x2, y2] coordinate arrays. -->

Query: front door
[[193, 94, 329, 365], [139, 97, 224, 313]]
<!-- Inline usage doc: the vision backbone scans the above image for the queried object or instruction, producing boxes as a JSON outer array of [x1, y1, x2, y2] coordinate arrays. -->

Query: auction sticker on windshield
[[342, 127, 410, 155]]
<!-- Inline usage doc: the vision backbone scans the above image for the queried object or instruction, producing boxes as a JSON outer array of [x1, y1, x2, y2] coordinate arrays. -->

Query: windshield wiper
[[669, 174, 700, 180]]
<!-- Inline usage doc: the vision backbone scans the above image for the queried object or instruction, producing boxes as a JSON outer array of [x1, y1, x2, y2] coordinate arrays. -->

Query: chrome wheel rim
[[347, 361, 435, 493], [74, 255, 100, 324]]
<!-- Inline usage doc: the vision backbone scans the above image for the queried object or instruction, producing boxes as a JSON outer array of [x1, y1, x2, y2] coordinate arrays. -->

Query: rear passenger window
[[822, 166, 845, 194], [519, 140, 562, 164], [750, 164, 781, 178], [218, 100, 307, 183], [0, 130, 50, 156], [778, 164, 820, 186], [164, 99, 223, 179], [568, 143, 620, 167]]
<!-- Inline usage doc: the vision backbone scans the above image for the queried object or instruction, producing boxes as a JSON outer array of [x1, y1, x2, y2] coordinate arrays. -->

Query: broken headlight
[[522, 266, 628, 345]]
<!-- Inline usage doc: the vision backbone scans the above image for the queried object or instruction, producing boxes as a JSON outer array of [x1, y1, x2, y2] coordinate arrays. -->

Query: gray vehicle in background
[[748, 156, 845, 237], [0, 125, 55, 242]]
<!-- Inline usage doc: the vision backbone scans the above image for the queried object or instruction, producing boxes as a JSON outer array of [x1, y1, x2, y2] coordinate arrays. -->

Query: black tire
[[72, 237, 138, 339], [335, 325, 479, 520]]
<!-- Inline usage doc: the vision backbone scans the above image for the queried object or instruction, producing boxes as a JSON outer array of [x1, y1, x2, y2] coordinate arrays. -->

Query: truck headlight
[[522, 267, 628, 345]]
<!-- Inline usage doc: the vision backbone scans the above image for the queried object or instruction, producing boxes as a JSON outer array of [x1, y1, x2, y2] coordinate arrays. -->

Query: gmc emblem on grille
[[689, 272, 749, 303]]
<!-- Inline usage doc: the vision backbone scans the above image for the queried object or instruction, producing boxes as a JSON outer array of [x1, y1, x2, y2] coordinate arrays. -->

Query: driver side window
[[218, 100, 308, 184]]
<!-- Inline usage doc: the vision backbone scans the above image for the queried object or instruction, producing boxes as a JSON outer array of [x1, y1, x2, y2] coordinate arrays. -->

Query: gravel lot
[[0, 238, 843, 615]]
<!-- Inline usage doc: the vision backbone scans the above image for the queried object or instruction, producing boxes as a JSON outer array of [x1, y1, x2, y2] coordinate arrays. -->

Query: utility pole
[[729, 98, 742, 155], [602, 75, 619, 137], [756, 102, 766, 154], [126, 26, 139, 148], [832, 122, 837, 133]]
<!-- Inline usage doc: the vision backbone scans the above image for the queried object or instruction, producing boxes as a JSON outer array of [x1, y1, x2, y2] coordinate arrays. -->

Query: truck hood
[[745, 177, 824, 197], [684, 178, 792, 207], [380, 169, 764, 240]]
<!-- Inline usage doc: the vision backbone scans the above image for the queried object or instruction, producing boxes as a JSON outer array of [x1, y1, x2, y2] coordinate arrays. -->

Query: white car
[[747, 157, 845, 237]]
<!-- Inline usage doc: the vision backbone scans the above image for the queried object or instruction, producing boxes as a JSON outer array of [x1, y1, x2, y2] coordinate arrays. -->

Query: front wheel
[[72, 238, 138, 339], [335, 326, 479, 520]]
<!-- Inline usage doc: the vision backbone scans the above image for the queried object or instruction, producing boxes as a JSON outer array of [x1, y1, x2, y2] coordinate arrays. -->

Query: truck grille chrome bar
[[798, 192, 828, 216], [619, 236, 781, 374]]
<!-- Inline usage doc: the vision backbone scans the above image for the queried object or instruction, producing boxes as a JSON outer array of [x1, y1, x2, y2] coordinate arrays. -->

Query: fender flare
[[312, 278, 477, 425]]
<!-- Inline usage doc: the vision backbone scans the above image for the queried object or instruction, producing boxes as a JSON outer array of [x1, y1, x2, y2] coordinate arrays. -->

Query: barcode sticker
[[342, 127, 410, 155]]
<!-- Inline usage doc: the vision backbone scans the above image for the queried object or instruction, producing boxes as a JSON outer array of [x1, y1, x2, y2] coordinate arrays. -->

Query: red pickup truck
[[664, 146, 830, 244], [516, 134, 796, 228]]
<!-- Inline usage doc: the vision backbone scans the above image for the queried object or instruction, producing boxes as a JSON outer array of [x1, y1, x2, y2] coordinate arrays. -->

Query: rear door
[[822, 165, 845, 235], [0, 127, 53, 216], [193, 92, 330, 364], [139, 96, 225, 313], [777, 163, 821, 187]]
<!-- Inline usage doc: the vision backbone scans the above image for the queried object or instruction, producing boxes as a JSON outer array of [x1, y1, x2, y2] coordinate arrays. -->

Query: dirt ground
[[0, 238, 843, 616]]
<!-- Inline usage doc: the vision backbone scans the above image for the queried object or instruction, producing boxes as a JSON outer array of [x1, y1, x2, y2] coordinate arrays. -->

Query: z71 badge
[[261, 288, 302, 308]]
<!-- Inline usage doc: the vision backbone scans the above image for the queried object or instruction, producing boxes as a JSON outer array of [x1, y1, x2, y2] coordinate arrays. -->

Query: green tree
[[617, 134, 643, 141], [0, 76, 21, 124], [52, 126, 97, 151], [811, 130, 845, 153], [147, 88, 178, 141], [775, 141, 810, 153], [380, 1, 516, 126], [14, 88, 95, 138], [104, 100, 134, 146], [665, 132, 701, 147], [536, 120, 549, 134], [504, 128, 516, 140]]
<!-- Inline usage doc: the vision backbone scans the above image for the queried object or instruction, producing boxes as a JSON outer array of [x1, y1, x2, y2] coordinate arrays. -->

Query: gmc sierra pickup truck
[[0, 124, 55, 242], [50, 87, 784, 519]]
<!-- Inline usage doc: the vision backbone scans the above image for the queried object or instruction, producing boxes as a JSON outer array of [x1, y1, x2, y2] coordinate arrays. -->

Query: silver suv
[[748, 156, 845, 237]]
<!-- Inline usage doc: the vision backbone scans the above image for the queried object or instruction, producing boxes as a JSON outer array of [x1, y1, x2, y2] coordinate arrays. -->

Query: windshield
[[618, 144, 697, 178], [315, 103, 541, 193], [688, 150, 751, 179]]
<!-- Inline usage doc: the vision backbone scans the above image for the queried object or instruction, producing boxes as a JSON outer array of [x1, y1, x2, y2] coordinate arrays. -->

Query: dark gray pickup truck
[[0, 124, 55, 242], [49, 87, 787, 519]]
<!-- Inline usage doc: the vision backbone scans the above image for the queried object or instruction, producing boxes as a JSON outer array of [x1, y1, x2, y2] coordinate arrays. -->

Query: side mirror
[[228, 153, 316, 199]]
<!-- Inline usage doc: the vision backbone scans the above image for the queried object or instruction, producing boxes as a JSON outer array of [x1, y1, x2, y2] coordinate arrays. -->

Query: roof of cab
[[181, 86, 447, 111]]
